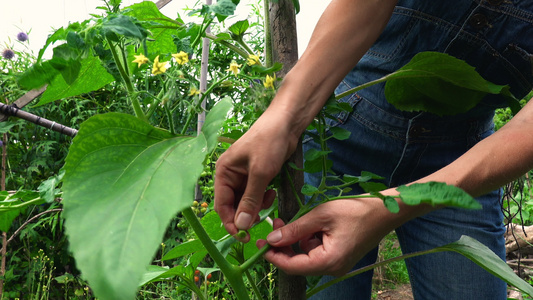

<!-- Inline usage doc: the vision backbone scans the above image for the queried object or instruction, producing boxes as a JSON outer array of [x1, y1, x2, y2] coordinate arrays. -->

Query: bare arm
[[260, 100, 533, 275], [271, 0, 398, 140], [418, 99, 533, 196], [214, 0, 399, 238]]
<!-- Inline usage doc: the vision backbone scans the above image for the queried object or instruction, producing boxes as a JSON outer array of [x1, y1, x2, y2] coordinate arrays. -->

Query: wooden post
[[268, 0, 306, 299]]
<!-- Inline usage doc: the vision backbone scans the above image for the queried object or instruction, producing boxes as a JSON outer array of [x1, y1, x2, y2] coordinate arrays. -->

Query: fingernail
[[235, 212, 252, 230], [267, 230, 282, 244]]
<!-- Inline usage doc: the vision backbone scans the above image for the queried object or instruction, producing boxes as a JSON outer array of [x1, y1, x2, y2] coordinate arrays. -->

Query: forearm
[[375, 100, 533, 227], [415, 100, 533, 197], [265, 0, 398, 142]]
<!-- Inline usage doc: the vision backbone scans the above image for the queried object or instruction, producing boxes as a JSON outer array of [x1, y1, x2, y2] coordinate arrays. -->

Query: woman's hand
[[214, 110, 298, 242], [256, 198, 402, 276]]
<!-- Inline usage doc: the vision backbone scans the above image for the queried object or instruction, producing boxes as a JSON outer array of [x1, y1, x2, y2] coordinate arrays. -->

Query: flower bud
[[17, 32, 29, 42], [2, 49, 14, 60]]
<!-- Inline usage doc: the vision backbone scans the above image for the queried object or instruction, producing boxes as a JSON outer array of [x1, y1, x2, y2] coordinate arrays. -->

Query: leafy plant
[[2, 1, 533, 299]]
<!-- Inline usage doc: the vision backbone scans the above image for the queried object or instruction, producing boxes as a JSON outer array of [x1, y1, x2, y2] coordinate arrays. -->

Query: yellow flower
[[263, 74, 275, 89], [132, 54, 149, 67], [151, 55, 168, 75], [247, 54, 260, 66], [189, 87, 201, 96], [172, 51, 189, 65], [226, 60, 242, 76]]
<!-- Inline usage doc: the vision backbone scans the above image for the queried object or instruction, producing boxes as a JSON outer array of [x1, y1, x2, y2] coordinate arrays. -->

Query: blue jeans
[[303, 97, 506, 299]]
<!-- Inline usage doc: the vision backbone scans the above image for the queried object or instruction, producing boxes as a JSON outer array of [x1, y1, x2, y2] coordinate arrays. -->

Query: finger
[[264, 243, 330, 276], [271, 217, 321, 255], [266, 215, 324, 248]]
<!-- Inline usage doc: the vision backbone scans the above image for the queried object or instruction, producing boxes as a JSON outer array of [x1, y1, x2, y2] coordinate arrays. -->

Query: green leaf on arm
[[382, 196, 400, 213], [397, 182, 481, 209]]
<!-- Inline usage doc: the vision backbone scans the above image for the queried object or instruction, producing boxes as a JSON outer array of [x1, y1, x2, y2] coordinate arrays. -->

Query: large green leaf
[[397, 182, 481, 209], [437, 235, 533, 296], [62, 100, 232, 300], [125, 2, 178, 55], [384, 52, 513, 116], [36, 55, 114, 106], [17, 61, 59, 90]]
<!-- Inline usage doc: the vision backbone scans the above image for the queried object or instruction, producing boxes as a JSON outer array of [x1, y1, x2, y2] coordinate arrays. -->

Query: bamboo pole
[[192, 1, 212, 298], [0, 103, 77, 137], [0, 86, 47, 122]]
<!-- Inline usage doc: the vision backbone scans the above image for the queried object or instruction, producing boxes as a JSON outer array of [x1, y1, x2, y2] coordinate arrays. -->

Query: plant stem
[[207, 35, 250, 60], [235, 37, 255, 57], [244, 269, 265, 300], [164, 104, 175, 135], [306, 247, 442, 298], [106, 37, 146, 121], [0, 197, 44, 211], [240, 244, 270, 272], [180, 74, 231, 135], [334, 70, 426, 100], [182, 207, 250, 300]]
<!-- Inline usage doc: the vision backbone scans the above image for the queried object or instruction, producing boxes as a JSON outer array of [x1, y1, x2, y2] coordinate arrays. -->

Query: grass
[[372, 231, 410, 296]]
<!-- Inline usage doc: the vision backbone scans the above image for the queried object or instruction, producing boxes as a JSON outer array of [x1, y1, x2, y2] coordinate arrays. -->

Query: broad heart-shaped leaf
[[35, 55, 114, 106], [384, 52, 511, 116], [397, 182, 481, 209], [62, 100, 232, 300], [437, 235, 533, 296]]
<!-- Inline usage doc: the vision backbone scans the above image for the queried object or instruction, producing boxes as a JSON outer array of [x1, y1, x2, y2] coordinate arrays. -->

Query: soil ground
[[375, 284, 413, 300]]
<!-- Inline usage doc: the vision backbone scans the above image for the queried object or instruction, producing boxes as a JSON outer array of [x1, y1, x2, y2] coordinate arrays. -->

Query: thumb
[[266, 216, 322, 247]]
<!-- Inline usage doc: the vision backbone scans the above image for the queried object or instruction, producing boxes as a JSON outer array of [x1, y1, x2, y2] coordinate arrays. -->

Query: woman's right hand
[[214, 110, 298, 242]]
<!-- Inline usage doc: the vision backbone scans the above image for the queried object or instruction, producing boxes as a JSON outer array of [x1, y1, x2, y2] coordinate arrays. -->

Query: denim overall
[[304, 1, 533, 299]]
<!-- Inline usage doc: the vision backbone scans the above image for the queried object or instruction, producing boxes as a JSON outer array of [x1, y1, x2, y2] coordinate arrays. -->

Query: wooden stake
[[268, 0, 306, 298]]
